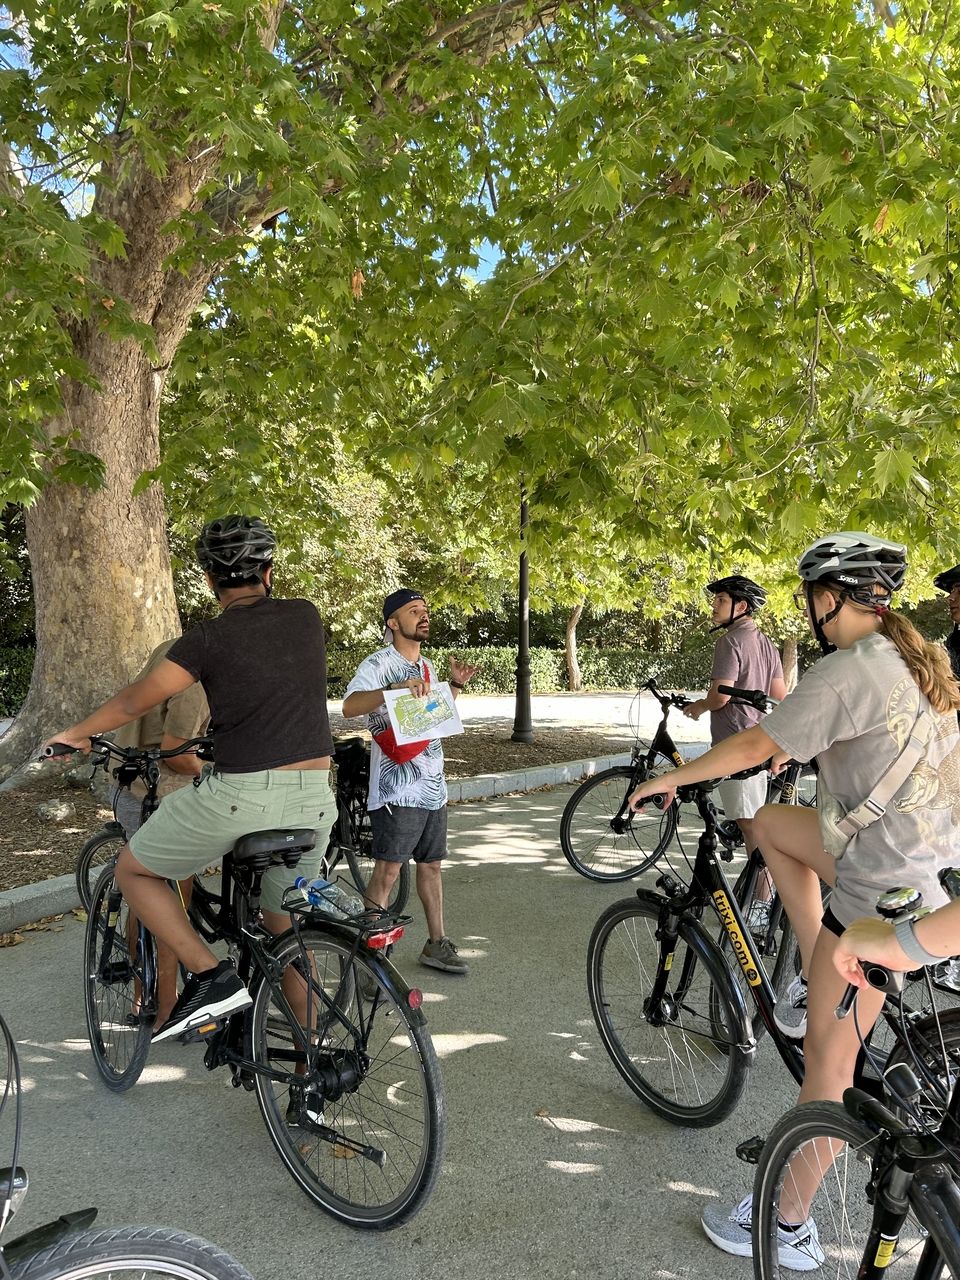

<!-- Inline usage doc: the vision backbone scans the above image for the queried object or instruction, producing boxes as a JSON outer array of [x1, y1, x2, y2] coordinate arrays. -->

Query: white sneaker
[[774, 974, 808, 1039], [701, 1193, 825, 1272]]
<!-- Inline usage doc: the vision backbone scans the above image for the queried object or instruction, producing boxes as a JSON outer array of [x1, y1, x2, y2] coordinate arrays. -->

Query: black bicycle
[[58, 739, 444, 1230], [0, 1005, 256, 1280], [752, 956, 960, 1278], [328, 737, 409, 913], [560, 678, 815, 882], [586, 771, 957, 1128]]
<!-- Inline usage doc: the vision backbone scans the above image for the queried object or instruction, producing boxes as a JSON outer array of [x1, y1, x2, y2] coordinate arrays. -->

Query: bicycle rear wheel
[[83, 865, 154, 1092], [75, 825, 125, 912], [587, 897, 751, 1126], [752, 1100, 956, 1279], [250, 927, 443, 1229], [7, 1225, 255, 1280], [340, 802, 410, 913], [560, 764, 678, 881], [882, 1005, 960, 1125]]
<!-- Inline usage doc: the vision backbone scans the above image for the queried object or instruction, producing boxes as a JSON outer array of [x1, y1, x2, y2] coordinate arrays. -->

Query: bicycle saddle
[[231, 828, 317, 869]]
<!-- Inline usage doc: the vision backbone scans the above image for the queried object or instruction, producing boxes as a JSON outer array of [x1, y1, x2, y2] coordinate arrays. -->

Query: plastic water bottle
[[291, 876, 364, 919]]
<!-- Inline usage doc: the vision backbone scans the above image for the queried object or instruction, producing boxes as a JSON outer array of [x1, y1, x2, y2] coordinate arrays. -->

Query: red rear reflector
[[364, 926, 405, 949], [407, 988, 423, 1011]]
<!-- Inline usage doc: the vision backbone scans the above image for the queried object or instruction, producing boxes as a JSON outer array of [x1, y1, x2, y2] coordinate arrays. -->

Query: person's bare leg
[[736, 817, 773, 903], [751, 805, 836, 977], [365, 858, 403, 911], [777, 928, 885, 1224], [416, 860, 444, 941], [116, 846, 215, 975], [155, 878, 195, 1025]]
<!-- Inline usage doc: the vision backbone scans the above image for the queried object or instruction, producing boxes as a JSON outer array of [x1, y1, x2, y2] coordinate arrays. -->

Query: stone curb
[[0, 746, 712, 933]]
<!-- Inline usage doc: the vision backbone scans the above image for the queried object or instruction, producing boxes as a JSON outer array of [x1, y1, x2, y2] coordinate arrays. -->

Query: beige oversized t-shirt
[[113, 639, 209, 797], [762, 632, 960, 925]]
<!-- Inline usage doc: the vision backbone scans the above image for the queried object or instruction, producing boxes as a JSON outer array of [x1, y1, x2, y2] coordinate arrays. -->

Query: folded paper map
[[384, 682, 464, 745]]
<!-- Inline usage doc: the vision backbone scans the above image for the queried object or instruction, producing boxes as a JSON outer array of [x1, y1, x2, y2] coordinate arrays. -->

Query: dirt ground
[[0, 725, 632, 893]]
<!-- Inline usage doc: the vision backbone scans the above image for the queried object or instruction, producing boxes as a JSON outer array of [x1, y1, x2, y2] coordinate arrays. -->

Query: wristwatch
[[893, 915, 945, 967]]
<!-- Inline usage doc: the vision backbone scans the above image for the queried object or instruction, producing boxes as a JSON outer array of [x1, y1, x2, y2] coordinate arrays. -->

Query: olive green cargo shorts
[[128, 769, 336, 914]]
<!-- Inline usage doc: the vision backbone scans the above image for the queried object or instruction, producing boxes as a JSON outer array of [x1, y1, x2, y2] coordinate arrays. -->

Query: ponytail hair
[[879, 611, 960, 714]]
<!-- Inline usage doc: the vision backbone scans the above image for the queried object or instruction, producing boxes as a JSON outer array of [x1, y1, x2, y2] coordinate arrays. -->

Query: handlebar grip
[[42, 742, 77, 759], [939, 866, 960, 902], [835, 983, 857, 1020], [635, 794, 667, 810]]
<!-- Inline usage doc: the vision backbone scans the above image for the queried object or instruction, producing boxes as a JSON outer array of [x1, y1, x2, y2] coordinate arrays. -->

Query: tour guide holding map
[[342, 590, 479, 974]]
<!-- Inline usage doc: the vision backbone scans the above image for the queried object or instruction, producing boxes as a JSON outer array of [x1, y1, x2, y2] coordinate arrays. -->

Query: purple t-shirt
[[710, 619, 783, 744]]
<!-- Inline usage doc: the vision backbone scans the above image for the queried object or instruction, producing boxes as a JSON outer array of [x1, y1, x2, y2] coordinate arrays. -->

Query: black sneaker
[[152, 959, 251, 1043], [286, 1089, 325, 1129]]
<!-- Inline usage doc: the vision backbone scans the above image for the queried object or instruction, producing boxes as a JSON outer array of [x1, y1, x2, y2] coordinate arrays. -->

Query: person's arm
[[629, 723, 776, 810], [448, 657, 480, 700], [44, 659, 197, 752], [684, 679, 731, 720], [832, 902, 960, 987], [769, 675, 788, 702], [343, 678, 428, 719], [159, 732, 205, 777]]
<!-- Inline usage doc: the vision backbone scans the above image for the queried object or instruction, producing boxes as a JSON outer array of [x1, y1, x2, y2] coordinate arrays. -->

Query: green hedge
[[0, 647, 33, 716]]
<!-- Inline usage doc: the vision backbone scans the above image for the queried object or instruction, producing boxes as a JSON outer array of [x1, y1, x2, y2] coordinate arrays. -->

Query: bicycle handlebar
[[42, 734, 212, 763], [641, 678, 691, 710], [717, 684, 779, 713]]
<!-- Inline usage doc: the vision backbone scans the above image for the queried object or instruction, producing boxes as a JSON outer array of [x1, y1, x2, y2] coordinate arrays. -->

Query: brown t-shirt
[[113, 639, 209, 797], [709, 618, 784, 744], [166, 597, 334, 773]]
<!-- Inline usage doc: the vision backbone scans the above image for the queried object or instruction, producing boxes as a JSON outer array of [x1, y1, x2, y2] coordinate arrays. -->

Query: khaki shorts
[[716, 772, 768, 822], [128, 770, 336, 914]]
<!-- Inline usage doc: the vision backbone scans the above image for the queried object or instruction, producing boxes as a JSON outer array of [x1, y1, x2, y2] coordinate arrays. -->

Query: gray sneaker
[[774, 974, 808, 1039], [702, 1193, 825, 1272], [419, 936, 469, 974]]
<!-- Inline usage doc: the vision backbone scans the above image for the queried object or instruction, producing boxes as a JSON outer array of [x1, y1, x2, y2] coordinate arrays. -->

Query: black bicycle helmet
[[196, 515, 276, 584], [706, 575, 766, 630], [934, 564, 960, 592], [798, 532, 907, 654]]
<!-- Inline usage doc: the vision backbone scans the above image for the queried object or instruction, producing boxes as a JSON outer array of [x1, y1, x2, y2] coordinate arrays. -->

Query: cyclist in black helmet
[[933, 563, 960, 682], [684, 576, 786, 926], [630, 531, 960, 1270], [45, 515, 338, 1043]]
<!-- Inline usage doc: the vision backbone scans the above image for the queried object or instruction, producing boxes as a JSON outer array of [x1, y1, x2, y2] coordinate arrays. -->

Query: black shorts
[[822, 907, 845, 939], [369, 805, 447, 864]]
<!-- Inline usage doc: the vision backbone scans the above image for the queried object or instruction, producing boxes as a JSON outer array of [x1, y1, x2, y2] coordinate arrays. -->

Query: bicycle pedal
[[177, 1017, 225, 1046], [735, 1135, 765, 1165]]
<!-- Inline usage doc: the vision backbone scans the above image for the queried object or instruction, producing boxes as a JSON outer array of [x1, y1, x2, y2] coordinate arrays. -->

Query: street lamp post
[[512, 485, 533, 744]]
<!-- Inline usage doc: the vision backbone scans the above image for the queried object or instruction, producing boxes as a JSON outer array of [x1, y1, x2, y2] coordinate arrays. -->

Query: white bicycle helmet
[[798, 532, 907, 596]]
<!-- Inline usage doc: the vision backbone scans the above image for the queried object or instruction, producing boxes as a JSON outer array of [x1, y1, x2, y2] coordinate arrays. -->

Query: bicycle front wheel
[[560, 765, 678, 881], [75, 825, 125, 912], [752, 1100, 956, 1279], [250, 928, 444, 1229], [588, 897, 751, 1126], [7, 1225, 255, 1280], [83, 866, 154, 1092]]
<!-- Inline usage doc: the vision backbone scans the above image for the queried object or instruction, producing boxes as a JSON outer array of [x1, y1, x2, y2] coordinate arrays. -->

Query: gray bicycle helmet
[[798, 532, 907, 596], [934, 564, 960, 592], [196, 515, 276, 584]]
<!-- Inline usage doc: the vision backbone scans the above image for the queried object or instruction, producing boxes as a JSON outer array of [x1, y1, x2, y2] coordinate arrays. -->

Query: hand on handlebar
[[831, 916, 913, 986], [628, 778, 676, 812], [682, 699, 707, 722], [40, 732, 91, 759], [769, 750, 793, 777]]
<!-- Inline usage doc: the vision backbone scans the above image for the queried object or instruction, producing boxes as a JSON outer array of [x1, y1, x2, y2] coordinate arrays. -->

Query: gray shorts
[[369, 805, 447, 864], [128, 769, 336, 914], [716, 772, 768, 821]]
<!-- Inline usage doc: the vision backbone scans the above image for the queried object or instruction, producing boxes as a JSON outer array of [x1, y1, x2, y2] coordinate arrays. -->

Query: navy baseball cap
[[382, 589, 425, 624]]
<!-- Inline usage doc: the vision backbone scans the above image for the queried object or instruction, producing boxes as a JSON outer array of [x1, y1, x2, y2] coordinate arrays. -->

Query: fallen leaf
[[333, 1144, 358, 1159], [535, 1107, 550, 1117], [101, 297, 115, 310], [0, 933, 24, 948], [72, 908, 88, 922]]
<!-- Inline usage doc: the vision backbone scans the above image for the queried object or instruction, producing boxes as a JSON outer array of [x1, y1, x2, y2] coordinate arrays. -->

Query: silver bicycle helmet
[[798, 532, 907, 595]]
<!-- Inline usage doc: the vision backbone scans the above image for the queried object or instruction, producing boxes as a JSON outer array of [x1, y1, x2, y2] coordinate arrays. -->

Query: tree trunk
[[565, 603, 584, 691], [0, 338, 180, 779], [782, 636, 799, 692]]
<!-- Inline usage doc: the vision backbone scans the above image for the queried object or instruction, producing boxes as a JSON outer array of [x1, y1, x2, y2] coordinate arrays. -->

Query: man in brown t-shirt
[[684, 576, 786, 880], [112, 638, 209, 1024]]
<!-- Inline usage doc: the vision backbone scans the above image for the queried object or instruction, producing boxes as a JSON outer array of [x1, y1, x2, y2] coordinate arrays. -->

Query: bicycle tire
[[341, 805, 410, 914], [7, 1225, 255, 1280], [560, 764, 678, 881], [83, 865, 154, 1092], [75, 826, 125, 912], [250, 927, 444, 1229], [588, 896, 751, 1126], [752, 1099, 958, 1279]]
